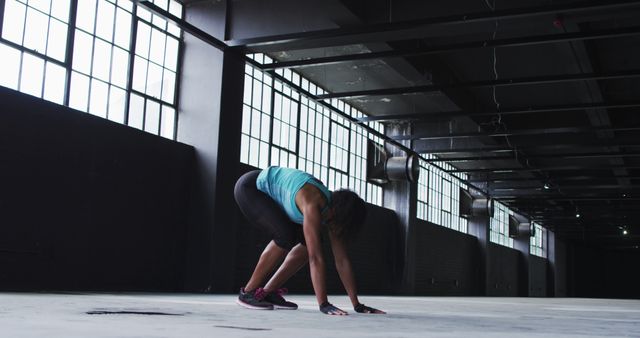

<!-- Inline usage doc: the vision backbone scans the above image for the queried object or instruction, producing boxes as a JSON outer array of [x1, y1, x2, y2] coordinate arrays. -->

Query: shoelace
[[275, 288, 288, 297], [254, 287, 268, 300]]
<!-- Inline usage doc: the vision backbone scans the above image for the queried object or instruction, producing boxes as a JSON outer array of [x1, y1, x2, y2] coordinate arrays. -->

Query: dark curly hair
[[328, 189, 367, 241]]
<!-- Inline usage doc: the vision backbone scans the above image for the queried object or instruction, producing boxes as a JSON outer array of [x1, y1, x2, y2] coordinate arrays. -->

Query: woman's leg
[[264, 243, 309, 292], [234, 170, 299, 291], [245, 240, 288, 291]]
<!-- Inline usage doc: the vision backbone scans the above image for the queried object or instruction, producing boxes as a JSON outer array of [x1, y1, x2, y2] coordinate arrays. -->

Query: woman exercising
[[234, 165, 385, 315]]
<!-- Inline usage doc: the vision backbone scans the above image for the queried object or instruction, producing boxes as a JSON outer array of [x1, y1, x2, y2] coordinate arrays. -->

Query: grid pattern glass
[[0, 0, 181, 139], [241, 54, 383, 206], [0, 0, 71, 103], [530, 223, 546, 258], [416, 157, 468, 233], [490, 201, 515, 248]]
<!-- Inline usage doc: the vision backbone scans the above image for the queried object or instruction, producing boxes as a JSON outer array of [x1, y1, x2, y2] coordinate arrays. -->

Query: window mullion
[[0, 35, 67, 66], [294, 95, 301, 169], [327, 117, 333, 184], [268, 76, 275, 165], [171, 37, 184, 139], [346, 124, 351, 183], [16, 50, 24, 91], [82, 0, 99, 113], [104, 1, 118, 120], [63, 0, 79, 106], [19, 1, 28, 46], [124, 3, 139, 126], [131, 89, 164, 106], [141, 20, 152, 125], [0, 0, 5, 37], [170, 4, 186, 140]]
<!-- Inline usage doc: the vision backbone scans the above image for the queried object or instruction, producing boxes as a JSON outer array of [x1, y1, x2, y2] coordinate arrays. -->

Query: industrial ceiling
[[167, 0, 640, 250]]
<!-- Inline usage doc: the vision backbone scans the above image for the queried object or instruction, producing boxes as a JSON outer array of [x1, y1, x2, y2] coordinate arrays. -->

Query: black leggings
[[234, 170, 305, 251]]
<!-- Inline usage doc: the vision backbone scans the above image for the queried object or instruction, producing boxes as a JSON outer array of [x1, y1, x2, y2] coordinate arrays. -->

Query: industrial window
[[241, 54, 383, 206], [530, 223, 546, 258], [416, 157, 468, 233], [0, 0, 182, 139], [490, 201, 514, 248]]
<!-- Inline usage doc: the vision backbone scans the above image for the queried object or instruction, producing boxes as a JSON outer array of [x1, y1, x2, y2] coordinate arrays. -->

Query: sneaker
[[264, 288, 298, 310], [237, 287, 274, 310]]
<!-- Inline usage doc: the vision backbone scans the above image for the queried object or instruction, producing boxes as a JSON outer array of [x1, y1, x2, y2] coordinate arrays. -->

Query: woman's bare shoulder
[[296, 183, 327, 211]]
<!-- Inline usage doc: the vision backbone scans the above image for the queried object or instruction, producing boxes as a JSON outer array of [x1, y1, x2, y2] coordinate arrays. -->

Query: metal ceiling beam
[[316, 70, 640, 100], [528, 219, 639, 224], [469, 175, 640, 183], [358, 101, 640, 122], [490, 185, 640, 193], [416, 142, 640, 154], [229, 0, 640, 53], [530, 213, 640, 219], [425, 151, 640, 162], [497, 196, 640, 201], [394, 125, 640, 141], [419, 146, 515, 154], [448, 164, 640, 173], [520, 209, 640, 215], [517, 206, 637, 211], [259, 25, 640, 70], [533, 215, 640, 220], [516, 207, 640, 215], [487, 185, 640, 193], [507, 201, 636, 207]]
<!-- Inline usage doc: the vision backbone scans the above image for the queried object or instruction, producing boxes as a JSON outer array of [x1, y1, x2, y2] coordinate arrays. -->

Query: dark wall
[[529, 255, 547, 297], [413, 219, 479, 295], [178, 3, 247, 293], [487, 243, 520, 296], [568, 243, 640, 299], [0, 87, 194, 291], [233, 163, 402, 295], [547, 231, 567, 297], [554, 236, 568, 297]]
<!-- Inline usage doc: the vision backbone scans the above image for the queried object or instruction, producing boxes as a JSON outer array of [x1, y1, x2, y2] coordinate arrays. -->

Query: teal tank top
[[256, 166, 331, 224]]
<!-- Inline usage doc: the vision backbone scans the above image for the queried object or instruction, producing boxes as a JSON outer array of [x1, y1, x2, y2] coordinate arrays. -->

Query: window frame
[[530, 222, 547, 258], [490, 201, 515, 248], [0, 0, 183, 140], [416, 158, 468, 234], [240, 54, 384, 206]]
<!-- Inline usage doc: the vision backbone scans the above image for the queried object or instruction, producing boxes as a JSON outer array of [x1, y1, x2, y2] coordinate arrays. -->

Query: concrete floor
[[1, 293, 639, 338]]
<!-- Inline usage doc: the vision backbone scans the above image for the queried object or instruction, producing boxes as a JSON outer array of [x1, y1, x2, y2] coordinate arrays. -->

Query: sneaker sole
[[236, 299, 274, 310], [273, 304, 298, 310]]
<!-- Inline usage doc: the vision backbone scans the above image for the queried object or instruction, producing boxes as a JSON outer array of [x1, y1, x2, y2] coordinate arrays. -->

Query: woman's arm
[[328, 231, 360, 306], [298, 185, 348, 315], [329, 231, 386, 314], [302, 206, 347, 315], [301, 206, 328, 306]]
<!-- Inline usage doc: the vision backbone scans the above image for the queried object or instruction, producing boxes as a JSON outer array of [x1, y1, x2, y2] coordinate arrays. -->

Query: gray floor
[[1, 293, 639, 338]]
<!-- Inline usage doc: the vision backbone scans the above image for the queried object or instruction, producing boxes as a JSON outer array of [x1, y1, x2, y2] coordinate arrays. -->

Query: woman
[[234, 166, 385, 315]]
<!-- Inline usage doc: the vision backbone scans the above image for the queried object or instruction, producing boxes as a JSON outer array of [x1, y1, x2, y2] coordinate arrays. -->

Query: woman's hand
[[354, 303, 386, 314], [319, 302, 349, 315]]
